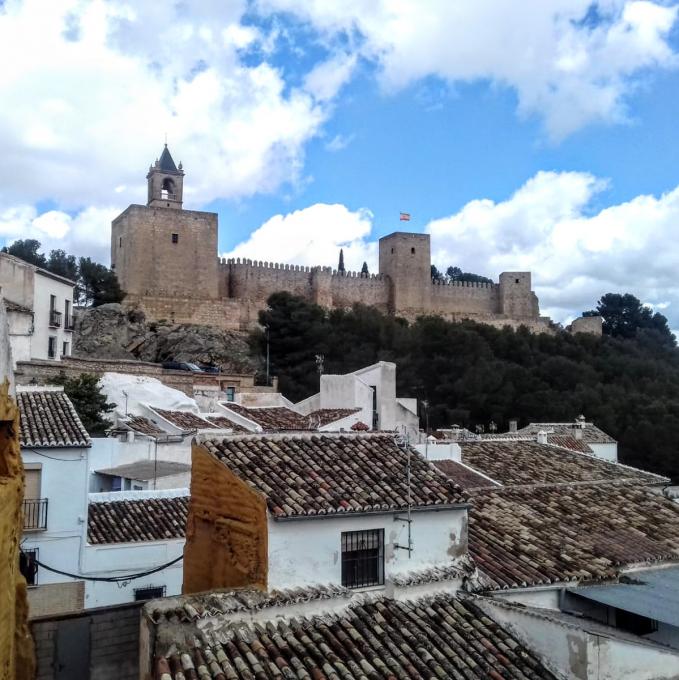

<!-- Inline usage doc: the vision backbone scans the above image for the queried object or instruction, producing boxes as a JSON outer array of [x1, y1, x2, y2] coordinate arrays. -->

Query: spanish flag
[[399, 212, 411, 221]]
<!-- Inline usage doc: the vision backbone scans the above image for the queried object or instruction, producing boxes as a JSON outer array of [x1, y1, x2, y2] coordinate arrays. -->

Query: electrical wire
[[20, 548, 183, 583], [23, 446, 85, 462]]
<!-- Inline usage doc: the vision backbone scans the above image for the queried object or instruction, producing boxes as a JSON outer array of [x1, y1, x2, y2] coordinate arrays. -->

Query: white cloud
[[228, 173, 679, 328], [325, 133, 355, 152], [0, 0, 333, 216], [222, 203, 377, 271], [0, 205, 119, 263], [427, 171, 679, 326], [261, 0, 679, 139]]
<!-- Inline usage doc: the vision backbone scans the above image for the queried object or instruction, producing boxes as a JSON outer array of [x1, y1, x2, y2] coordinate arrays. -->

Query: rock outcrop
[[74, 304, 256, 374]]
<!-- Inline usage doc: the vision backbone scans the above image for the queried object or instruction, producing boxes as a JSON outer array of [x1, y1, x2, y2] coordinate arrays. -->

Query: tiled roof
[[460, 440, 666, 487], [517, 422, 616, 443], [87, 495, 188, 544], [150, 408, 218, 430], [124, 415, 166, 437], [17, 389, 90, 448], [201, 433, 467, 518], [151, 593, 557, 680], [95, 460, 191, 481], [4, 299, 32, 314], [469, 483, 679, 590], [221, 403, 316, 430], [147, 586, 352, 624], [433, 459, 500, 489], [546, 434, 593, 453], [205, 415, 250, 432], [308, 407, 361, 427]]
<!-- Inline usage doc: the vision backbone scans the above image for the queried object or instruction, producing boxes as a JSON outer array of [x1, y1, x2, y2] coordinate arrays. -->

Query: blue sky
[[2, 0, 679, 325]]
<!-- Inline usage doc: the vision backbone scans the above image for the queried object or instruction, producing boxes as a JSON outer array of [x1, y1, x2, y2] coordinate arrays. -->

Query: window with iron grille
[[341, 529, 384, 589], [20, 548, 38, 586], [134, 585, 166, 601]]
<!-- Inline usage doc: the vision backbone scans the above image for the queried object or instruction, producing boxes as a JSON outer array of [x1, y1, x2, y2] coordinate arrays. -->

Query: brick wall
[[32, 602, 142, 680]]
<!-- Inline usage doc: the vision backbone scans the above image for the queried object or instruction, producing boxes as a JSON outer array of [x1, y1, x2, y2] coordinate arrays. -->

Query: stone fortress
[[111, 146, 600, 335]]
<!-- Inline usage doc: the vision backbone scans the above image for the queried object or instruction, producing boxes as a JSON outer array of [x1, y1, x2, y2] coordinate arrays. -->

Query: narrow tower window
[[172, 233, 179, 244], [411, 247, 415, 254]]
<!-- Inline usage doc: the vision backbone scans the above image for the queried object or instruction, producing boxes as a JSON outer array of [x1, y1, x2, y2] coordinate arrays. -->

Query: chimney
[[508, 419, 518, 433], [574, 414, 585, 440], [537, 430, 548, 445]]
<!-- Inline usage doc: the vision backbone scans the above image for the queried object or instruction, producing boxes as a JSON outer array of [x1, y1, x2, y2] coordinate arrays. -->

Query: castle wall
[[112, 205, 218, 301], [429, 280, 499, 316], [328, 270, 390, 312]]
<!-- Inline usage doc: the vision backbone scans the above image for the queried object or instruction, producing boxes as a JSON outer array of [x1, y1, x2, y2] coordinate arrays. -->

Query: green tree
[[338, 249, 345, 273], [446, 266, 493, 284], [361, 261, 369, 276], [50, 373, 115, 435], [77, 257, 125, 307], [431, 265, 444, 282], [591, 293, 675, 346], [1, 239, 47, 268], [46, 249, 78, 281]]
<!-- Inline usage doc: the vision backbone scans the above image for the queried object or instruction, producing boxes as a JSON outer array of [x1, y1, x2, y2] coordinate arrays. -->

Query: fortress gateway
[[111, 146, 598, 334]]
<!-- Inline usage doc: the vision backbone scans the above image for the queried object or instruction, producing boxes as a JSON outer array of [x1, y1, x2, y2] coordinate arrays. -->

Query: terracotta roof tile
[[469, 483, 679, 590], [17, 389, 90, 448], [150, 408, 218, 430], [205, 415, 250, 432], [150, 593, 557, 680], [517, 422, 616, 443], [433, 459, 500, 489], [546, 434, 593, 453], [87, 495, 188, 544], [124, 415, 165, 437], [219, 404, 357, 431], [201, 433, 467, 518], [308, 407, 361, 427], [460, 440, 665, 486], [95, 460, 191, 481]]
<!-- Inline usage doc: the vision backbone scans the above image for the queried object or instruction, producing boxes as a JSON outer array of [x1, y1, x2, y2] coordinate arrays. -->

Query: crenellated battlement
[[111, 149, 576, 334], [431, 278, 497, 289]]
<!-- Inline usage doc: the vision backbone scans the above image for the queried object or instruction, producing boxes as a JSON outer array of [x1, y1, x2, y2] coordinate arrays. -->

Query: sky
[[1, 0, 679, 327]]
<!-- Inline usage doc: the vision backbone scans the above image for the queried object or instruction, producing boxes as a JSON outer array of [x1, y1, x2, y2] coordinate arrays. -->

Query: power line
[[20, 548, 182, 583], [23, 447, 85, 462]]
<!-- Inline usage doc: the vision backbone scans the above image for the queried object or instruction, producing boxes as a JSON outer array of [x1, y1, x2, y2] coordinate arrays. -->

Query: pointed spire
[[361, 261, 369, 275], [158, 144, 178, 172], [338, 248, 345, 273]]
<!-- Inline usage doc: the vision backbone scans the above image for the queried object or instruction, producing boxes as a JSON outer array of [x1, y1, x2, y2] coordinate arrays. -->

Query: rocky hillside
[[73, 304, 257, 374]]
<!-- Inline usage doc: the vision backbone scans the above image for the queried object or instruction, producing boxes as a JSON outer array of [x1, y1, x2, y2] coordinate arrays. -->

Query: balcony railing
[[64, 315, 75, 331], [23, 498, 48, 531], [49, 310, 62, 328]]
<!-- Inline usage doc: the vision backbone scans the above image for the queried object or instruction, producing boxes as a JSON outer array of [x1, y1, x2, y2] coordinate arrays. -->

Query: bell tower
[[147, 144, 184, 209]]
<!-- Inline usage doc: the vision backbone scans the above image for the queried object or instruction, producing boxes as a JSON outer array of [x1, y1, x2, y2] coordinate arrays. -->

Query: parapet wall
[[429, 279, 500, 316]]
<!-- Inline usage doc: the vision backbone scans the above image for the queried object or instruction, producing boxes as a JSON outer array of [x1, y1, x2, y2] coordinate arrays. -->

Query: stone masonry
[[111, 146, 599, 335]]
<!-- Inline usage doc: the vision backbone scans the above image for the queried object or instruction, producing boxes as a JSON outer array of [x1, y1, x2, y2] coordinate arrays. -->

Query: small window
[[515, 278, 520, 284], [49, 294, 56, 312], [134, 585, 166, 601], [411, 247, 415, 254], [171, 233, 179, 244], [47, 336, 57, 359], [119, 237, 122, 248], [226, 386, 236, 402], [20, 549, 38, 586], [391, 247, 394, 254], [341, 529, 384, 589], [62, 341, 69, 357]]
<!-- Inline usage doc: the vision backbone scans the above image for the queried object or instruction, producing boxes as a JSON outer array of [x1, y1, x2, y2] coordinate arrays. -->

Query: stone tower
[[111, 146, 219, 309], [147, 144, 184, 209], [378, 232, 432, 316]]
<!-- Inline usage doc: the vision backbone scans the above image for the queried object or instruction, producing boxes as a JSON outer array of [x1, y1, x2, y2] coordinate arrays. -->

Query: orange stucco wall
[[183, 443, 268, 594]]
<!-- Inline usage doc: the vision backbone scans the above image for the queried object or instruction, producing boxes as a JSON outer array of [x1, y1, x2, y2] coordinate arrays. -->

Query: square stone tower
[[111, 145, 218, 301], [378, 232, 432, 317]]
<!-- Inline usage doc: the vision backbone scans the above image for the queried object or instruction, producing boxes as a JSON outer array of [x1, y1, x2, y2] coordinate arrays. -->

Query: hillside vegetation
[[253, 292, 679, 481]]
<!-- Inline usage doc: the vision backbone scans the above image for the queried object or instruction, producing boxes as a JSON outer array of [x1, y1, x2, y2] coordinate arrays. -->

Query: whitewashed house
[[17, 386, 91, 617], [0, 252, 76, 364], [184, 432, 471, 596], [295, 361, 419, 435]]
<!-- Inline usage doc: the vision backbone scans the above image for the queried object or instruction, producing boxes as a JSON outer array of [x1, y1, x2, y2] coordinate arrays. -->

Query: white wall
[[33, 270, 75, 361], [494, 587, 562, 609], [588, 442, 618, 462], [21, 446, 89, 588], [267, 507, 467, 591], [475, 597, 679, 680], [82, 538, 184, 608], [6, 310, 33, 364]]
